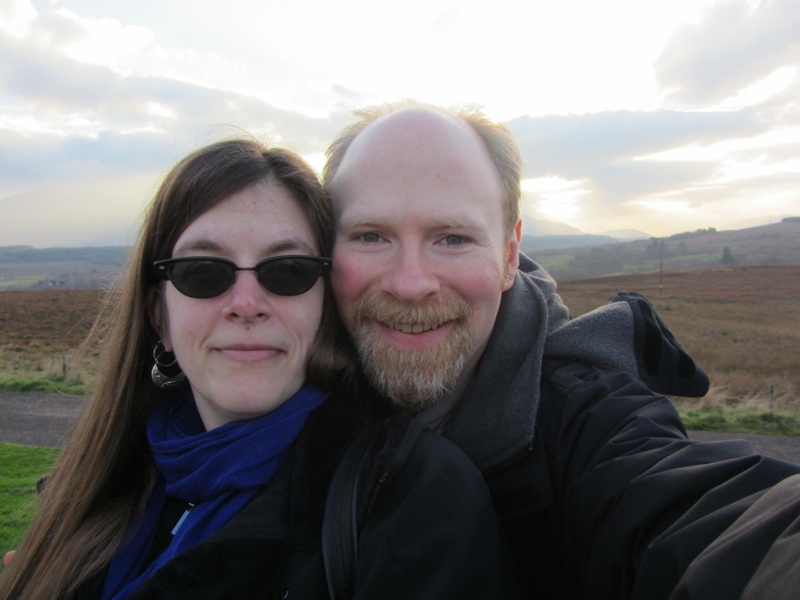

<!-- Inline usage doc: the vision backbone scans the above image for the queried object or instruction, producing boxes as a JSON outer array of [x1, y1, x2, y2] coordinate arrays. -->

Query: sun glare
[[521, 177, 586, 221], [56, 8, 153, 71], [636, 197, 692, 214]]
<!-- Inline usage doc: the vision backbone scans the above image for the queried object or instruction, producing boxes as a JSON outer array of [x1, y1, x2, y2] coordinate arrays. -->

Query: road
[[0, 392, 84, 448], [2, 393, 800, 464]]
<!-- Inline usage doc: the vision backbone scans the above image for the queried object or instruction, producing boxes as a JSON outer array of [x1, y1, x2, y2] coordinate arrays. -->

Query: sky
[[1, 0, 798, 247]]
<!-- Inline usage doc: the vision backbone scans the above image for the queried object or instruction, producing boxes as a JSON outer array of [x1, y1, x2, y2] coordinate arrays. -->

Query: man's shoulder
[[541, 357, 595, 379], [540, 357, 639, 396]]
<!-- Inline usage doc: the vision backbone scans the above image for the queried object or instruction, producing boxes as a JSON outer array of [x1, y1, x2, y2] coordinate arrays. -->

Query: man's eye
[[442, 235, 465, 245]]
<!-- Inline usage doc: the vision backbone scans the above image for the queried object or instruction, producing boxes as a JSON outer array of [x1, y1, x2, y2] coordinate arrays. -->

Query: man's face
[[329, 109, 520, 410]]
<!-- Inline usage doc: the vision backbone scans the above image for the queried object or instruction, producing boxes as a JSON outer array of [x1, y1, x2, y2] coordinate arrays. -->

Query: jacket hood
[[444, 254, 709, 471]]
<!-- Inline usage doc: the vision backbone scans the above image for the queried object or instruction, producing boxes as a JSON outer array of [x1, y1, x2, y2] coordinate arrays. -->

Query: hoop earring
[[151, 341, 185, 390]]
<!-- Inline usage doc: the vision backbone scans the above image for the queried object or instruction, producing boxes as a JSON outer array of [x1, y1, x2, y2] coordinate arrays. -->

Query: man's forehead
[[335, 109, 492, 177], [331, 109, 503, 208], [356, 107, 467, 146], [335, 202, 488, 229]]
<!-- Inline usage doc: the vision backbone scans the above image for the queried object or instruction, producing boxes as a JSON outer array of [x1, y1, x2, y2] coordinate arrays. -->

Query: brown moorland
[[556, 264, 800, 411], [0, 289, 106, 385], [0, 265, 798, 411]]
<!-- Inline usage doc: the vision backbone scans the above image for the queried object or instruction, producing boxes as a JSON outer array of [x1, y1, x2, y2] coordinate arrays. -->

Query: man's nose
[[382, 247, 441, 302]]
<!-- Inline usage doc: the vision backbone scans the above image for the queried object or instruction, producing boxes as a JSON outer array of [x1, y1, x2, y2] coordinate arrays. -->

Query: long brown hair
[[0, 137, 349, 599]]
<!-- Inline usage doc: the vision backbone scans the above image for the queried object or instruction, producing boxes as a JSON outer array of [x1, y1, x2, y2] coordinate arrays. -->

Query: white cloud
[[53, 8, 154, 71], [507, 108, 764, 177], [0, 0, 798, 245], [521, 177, 587, 222], [656, 0, 800, 107], [0, 0, 37, 36]]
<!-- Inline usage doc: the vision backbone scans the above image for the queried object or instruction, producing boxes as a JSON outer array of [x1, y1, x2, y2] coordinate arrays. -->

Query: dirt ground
[[3, 392, 800, 465]]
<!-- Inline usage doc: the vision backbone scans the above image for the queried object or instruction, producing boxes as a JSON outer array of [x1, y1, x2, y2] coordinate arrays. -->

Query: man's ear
[[501, 219, 522, 291], [147, 286, 172, 351]]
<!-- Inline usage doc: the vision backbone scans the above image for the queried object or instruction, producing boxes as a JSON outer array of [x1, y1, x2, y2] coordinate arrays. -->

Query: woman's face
[[152, 181, 324, 430]]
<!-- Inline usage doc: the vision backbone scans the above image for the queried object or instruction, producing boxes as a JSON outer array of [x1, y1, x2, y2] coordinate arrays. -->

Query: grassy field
[[0, 265, 799, 561], [0, 443, 60, 564], [0, 288, 105, 393], [556, 264, 800, 432], [0, 264, 798, 427]]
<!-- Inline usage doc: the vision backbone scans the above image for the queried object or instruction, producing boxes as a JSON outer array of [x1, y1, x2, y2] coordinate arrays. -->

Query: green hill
[[528, 220, 800, 280]]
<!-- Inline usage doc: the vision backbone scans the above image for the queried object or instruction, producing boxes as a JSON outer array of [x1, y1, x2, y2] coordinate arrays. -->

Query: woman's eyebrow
[[172, 239, 225, 256], [172, 237, 317, 258], [264, 237, 317, 255]]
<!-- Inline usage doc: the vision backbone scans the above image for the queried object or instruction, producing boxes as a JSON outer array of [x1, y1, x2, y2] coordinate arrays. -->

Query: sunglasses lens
[[258, 258, 323, 296], [167, 260, 234, 299]]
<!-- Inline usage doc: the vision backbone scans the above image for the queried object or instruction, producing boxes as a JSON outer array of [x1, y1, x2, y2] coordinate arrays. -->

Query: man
[[322, 102, 800, 598]]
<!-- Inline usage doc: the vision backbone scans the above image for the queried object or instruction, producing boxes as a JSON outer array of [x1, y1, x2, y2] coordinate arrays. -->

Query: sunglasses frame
[[153, 255, 331, 299]]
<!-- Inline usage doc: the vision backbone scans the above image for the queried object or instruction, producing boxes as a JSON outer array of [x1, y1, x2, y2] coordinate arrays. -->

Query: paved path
[[0, 392, 84, 448], [688, 429, 800, 464], [2, 393, 800, 464]]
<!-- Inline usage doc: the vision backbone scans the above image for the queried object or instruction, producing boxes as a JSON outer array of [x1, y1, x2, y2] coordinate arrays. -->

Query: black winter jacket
[[430, 255, 800, 599], [83, 385, 516, 599], [485, 358, 800, 599]]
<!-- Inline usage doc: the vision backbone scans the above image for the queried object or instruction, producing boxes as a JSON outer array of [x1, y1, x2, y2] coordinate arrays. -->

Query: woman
[[0, 138, 514, 599]]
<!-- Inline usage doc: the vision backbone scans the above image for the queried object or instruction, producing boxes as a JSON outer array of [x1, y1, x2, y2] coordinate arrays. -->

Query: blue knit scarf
[[101, 384, 327, 599]]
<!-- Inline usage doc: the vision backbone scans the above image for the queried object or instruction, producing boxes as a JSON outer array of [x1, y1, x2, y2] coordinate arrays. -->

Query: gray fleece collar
[[444, 254, 708, 471]]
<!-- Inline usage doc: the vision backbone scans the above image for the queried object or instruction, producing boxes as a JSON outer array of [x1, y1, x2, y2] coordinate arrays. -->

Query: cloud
[[0, 129, 171, 186], [735, 142, 800, 165], [0, 11, 354, 246], [1, 0, 797, 244], [0, 20, 356, 198], [655, 0, 800, 106], [585, 160, 716, 204], [505, 105, 796, 229], [1, 28, 344, 144], [506, 108, 764, 177]]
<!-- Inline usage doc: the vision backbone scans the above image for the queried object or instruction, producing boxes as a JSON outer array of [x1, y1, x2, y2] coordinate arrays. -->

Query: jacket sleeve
[[540, 360, 800, 600], [353, 430, 518, 599], [677, 473, 800, 600]]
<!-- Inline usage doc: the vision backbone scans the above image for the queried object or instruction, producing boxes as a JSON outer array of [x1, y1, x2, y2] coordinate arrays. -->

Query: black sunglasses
[[153, 255, 331, 299]]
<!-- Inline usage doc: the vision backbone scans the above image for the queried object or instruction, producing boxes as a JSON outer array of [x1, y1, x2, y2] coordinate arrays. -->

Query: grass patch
[[0, 276, 47, 290], [0, 376, 86, 396], [676, 405, 800, 435], [0, 443, 60, 563]]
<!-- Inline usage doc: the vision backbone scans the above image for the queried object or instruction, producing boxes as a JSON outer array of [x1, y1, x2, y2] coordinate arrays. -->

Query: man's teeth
[[392, 322, 440, 333]]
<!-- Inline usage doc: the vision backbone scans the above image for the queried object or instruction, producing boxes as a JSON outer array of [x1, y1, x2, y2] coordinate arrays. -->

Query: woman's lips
[[215, 345, 281, 361]]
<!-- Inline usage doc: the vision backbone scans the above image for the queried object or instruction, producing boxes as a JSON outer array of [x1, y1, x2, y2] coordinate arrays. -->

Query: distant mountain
[[723, 214, 796, 230], [0, 246, 129, 264], [519, 216, 652, 252], [3, 220, 799, 289], [520, 214, 621, 253], [600, 229, 651, 240], [520, 214, 583, 236], [533, 220, 800, 280], [0, 245, 129, 290], [522, 234, 618, 253]]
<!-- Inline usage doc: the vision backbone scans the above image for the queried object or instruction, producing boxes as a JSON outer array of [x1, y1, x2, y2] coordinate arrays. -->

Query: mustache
[[351, 294, 472, 328]]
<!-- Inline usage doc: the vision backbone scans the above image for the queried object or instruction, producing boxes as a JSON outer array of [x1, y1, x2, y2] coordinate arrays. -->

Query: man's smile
[[383, 320, 449, 334]]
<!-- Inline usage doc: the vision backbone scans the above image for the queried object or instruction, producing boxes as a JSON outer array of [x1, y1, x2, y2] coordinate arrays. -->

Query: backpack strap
[[322, 418, 427, 599]]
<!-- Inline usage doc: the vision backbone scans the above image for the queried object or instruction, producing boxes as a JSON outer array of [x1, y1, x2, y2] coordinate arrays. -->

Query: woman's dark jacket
[[77, 381, 516, 599]]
